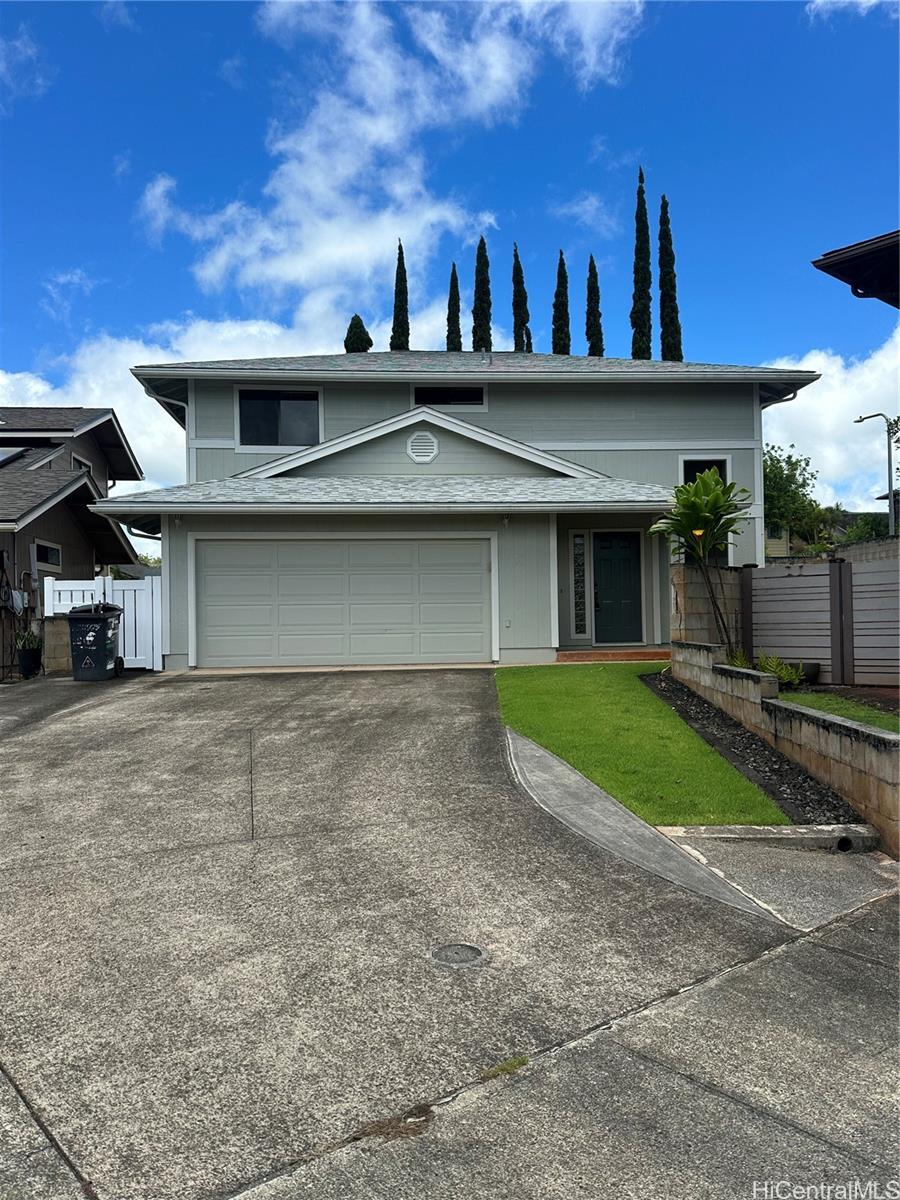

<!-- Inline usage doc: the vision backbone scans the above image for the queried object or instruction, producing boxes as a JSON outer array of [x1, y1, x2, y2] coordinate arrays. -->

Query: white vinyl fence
[[44, 576, 163, 671]]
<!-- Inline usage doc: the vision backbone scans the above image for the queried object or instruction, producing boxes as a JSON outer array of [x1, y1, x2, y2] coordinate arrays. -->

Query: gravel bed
[[642, 671, 861, 825]]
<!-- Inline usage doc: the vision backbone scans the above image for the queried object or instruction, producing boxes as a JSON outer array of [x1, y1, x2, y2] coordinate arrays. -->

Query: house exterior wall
[[12, 501, 97, 586], [287, 427, 556, 477], [162, 512, 557, 669]]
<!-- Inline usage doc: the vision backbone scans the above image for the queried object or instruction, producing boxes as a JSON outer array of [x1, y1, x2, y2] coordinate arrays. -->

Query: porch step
[[556, 648, 671, 663]]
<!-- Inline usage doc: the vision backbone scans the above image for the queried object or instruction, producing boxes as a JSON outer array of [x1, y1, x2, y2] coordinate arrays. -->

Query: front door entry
[[593, 532, 643, 644]]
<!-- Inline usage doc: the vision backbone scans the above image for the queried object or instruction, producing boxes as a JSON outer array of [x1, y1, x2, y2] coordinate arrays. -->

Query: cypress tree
[[585, 254, 604, 357], [343, 314, 373, 353], [512, 243, 532, 352], [446, 262, 462, 351], [629, 167, 652, 360], [471, 235, 492, 352], [658, 194, 684, 361], [389, 239, 409, 351], [551, 249, 571, 355]]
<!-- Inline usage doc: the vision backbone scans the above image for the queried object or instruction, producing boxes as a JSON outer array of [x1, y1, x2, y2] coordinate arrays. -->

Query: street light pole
[[854, 412, 899, 537]]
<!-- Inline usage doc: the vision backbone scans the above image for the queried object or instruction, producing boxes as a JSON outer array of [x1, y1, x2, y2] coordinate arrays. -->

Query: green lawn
[[784, 691, 899, 735], [496, 663, 789, 827]]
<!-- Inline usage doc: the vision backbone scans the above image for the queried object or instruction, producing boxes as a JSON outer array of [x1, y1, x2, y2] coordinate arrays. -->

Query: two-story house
[[0, 407, 142, 594], [96, 353, 817, 671]]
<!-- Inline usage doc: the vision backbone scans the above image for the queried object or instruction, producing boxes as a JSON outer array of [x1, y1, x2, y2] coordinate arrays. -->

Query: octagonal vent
[[407, 430, 439, 464]]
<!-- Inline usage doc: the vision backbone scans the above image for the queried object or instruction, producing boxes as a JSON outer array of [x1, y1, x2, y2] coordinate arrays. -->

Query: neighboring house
[[96, 353, 817, 670], [812, 230, 899, 308], [0, 407, 142, 597]]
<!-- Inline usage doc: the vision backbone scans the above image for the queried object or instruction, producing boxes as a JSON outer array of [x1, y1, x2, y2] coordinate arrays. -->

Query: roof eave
[[92, 501, 671, 517]]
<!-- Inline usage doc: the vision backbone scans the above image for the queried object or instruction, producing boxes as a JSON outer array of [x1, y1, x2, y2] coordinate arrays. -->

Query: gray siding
[[15, 502, 97, 582], [290, 427, 555, 478], [194, 447, 277, 480], [164, 513, 555, 665]]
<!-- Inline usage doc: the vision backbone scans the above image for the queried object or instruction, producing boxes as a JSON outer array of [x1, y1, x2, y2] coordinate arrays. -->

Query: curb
[[656, 824, 879, 854]]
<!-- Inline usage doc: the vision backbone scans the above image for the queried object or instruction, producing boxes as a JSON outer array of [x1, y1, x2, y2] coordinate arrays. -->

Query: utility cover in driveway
[[196, 538, 492, 667]]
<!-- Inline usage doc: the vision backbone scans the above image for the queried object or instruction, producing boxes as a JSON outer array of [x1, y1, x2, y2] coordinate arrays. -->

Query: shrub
[[757, 652, 804, 688]]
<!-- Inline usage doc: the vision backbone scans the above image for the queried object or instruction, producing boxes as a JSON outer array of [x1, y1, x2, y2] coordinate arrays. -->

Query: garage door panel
[[419, 572, 486, 596], [197, 539, 492, 667], [203, 574, 275, 600], [277, 604, 347, 626], [419, 602, 487, 624], [204, 604, 275, 628], [420, 632, 490, 655], [349, 573, 416, 597], [349, 633, 417, 656], [278, 634, 347, 656], [277, 542, 347, 569], [350, 543, 417, 568], [349, 603, 417, 625], [278, 573, 347, 600], [418, 541, 485, 568]]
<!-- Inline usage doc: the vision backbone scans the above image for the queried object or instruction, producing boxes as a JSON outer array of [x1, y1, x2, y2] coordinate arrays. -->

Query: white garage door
[[196, 538, 493, 667]]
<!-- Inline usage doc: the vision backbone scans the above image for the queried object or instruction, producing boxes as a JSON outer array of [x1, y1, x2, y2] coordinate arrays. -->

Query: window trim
[[72, 453, 93, 475], [232, 384, 325, 453], [408, 382, 488, 412], [34, 538, 63, 573]]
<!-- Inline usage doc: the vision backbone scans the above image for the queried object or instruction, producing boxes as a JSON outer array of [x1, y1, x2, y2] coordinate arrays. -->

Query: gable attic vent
[[407, 430, 439, 464]]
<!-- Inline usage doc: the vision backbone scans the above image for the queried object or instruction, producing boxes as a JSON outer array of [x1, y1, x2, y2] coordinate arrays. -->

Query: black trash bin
[[67, 603, 125, 681]]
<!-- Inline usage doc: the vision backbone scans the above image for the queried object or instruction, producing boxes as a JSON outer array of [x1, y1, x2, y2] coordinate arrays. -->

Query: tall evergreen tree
[[343, 313, 373, 353], [511, 243, 532, 352], [551, 249, 571, 355], [471, 235, 492, 352], [389, 239, 409, 351], [446, 262, 462, 351], [629, 167, 652, 360], [585, 254, 604, 357], [658, 194, 683, 362]]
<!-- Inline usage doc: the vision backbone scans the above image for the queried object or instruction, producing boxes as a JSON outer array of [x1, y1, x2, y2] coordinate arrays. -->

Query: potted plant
[[15, 628, 42, 679]]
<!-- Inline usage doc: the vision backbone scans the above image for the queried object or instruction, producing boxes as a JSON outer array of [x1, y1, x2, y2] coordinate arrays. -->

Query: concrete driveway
[[0, 670, 895, 1200]]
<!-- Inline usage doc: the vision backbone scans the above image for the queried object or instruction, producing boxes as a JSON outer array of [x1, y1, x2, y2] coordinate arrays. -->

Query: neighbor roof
[[812, 231, 900, 308], [133, 351, 820, 424], [0, 447, 137, 563], [0, 407, 143, 481], [95, 474, 675, 523]]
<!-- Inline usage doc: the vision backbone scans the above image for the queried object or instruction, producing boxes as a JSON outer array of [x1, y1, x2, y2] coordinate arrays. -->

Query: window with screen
[[238, 390, 320, 447]]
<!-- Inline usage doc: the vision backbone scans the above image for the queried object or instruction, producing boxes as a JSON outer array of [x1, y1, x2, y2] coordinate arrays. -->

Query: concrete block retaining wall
[[42, 616, 72, 675], [671, 640, 900, 858]]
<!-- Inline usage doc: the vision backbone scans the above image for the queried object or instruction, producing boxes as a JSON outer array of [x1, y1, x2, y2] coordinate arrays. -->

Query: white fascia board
[[26, 444, 67, 469], [133, 365, 820, 389], [235, 406, 602, 481]]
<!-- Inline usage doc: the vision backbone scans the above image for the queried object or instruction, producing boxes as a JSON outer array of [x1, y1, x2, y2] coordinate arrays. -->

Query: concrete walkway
[[506, 729, 780, 922]]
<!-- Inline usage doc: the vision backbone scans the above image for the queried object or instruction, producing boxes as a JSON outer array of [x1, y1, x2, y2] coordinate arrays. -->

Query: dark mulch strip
[[641, 671, 861, 826]]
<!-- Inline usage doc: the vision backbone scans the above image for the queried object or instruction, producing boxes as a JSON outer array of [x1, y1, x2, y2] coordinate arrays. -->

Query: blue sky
[[1, 0, 897, 510]]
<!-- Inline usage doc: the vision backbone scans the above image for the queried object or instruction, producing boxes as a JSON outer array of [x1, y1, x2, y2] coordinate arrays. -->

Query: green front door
[[593, 532, 643, 644]]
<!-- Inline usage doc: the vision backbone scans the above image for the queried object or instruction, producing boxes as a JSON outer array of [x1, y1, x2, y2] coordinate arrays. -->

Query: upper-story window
[[413, 385, 485, 409], [238, 389, 321, 448], [682, 457, 728, 485]]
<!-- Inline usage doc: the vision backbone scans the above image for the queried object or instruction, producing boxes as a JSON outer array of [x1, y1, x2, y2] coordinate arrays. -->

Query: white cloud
[[806, 0, 892, 14], [508, 0, 644, 89], [218, 54, 245, 90], [97, 2, 138, 32], [0, 25, 53, 114], [113, 152, 131, 180], [763, 328, 900, 511], [41, 269, 99, 323], [551, 192, 620, 237]]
